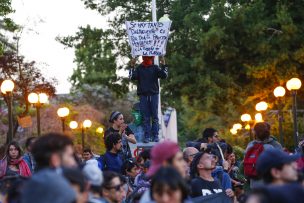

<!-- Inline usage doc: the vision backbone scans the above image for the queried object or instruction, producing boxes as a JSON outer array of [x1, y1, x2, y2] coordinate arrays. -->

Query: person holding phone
[[105, 111, 137, 160]]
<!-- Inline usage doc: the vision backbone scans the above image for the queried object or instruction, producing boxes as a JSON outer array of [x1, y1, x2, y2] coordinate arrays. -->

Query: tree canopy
[[0, 0, 18, 55], [61, 0, 304, 148]]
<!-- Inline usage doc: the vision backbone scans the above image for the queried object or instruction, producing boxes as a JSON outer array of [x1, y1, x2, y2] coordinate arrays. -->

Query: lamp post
[[230, 128, 237, 135], [255, 101, 268, 111], [233, 123, 242, 131], [57, 107, 70, 132], [1, 79, 15, 144], [28, 92, 48, 136], [286, 78, 302, 146], [82, 120, 92, 150], [255, 113, 263, 123], [273, 86, 286, 145], [241, 113, 252, 140], [96, 127, 104, 135], [69, 121, 78, 130], [70, 120, 92, 150]]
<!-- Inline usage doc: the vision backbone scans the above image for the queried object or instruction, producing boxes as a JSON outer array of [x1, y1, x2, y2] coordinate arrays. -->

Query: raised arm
[[129, 58, 139, 80], [157, 56, 168, 79]]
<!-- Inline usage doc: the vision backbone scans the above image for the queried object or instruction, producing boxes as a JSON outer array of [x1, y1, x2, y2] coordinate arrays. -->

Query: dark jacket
[[129, 64, 168, 96]]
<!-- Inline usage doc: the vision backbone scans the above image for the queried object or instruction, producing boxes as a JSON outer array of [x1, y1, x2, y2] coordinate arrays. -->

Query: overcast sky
[[9, 0, 107, 94]]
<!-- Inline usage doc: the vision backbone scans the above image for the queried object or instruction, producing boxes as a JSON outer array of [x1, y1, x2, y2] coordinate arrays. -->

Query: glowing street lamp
[[233, 123, 242, 131], [230, 128, 237, 135], [286, 78, 302, 146], [57, 107, 70, 132], [255, 113, 263, 123], [273, 86, 286, 145], [274, 86, 286, 98], [1, 79, 15, 143], [28, 92, 48, 136], [83, 119, 92, 129], [286, 78, 301, 91], [69, 119, 92, 150], [96, 127, 104, 134], [81, 119, 92, 150], [1, 80, 14, 94], [69, 121, 78, 130], [241, 114, 251, 122], [241, 113, 253, 140], [255, 101, 268, 112]]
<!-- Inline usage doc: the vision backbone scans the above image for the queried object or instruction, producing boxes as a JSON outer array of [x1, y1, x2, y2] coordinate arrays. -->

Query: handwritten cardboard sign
[[126, 21, 171, 56]]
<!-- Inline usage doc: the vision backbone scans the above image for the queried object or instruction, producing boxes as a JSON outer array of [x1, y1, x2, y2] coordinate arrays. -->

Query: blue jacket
[[23, 152, 36, 173], [212, 166, 232, 191], [98, 151, 123, 173]]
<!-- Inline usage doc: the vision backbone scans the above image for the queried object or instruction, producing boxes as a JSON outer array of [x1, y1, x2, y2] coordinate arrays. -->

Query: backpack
[[243, 143, 264, 178]]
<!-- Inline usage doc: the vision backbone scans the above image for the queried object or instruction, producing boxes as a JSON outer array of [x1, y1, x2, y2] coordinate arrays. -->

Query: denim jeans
[[140, 94, 159, 141]]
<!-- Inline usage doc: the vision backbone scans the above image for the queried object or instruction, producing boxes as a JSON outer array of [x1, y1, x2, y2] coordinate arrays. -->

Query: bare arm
[[125, 133, 137, 144]]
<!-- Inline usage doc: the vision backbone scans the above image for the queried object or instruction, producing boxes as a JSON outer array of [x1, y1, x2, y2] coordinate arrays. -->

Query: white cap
[[83, 162, 103, 186]]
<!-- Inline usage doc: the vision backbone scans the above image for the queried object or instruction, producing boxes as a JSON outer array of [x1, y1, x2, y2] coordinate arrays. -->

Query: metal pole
[[278, 99, 284, 146], [82, 127, 85, 150], [292, 91, 298, 147], [152, 0, 163, 140], [7, 92, 13, 144], [36, 105, 41, 136]]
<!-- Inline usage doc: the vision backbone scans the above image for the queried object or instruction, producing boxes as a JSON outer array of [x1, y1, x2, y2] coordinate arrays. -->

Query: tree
[[64, 0, 304, 148], [0, 51, 57, 138], [0, 0, 18, 55], [58, 26, 129, 97]]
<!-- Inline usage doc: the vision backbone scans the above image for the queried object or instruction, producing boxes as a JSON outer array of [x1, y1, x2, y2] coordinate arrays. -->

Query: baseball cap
[[83, 163, 103, 187], [147, 141, 180, 177], [256, 148, 300, 175]]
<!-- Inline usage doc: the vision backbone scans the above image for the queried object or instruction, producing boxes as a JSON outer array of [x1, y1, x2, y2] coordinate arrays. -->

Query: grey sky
[[9, 0, 107, 93]]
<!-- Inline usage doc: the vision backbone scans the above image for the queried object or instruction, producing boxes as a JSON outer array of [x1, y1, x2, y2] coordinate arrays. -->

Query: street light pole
[[286, 78, 301, 147], [57, 107, 70, 133], [273, 86, 286, 146], [81, 126, 85, 150], [255, 101, 268, 122], [1, 79, 15, 144], [82, 119, 92, 150], [7, 92, 13, 143], [241, 113, 252, 140], [291, 90, 298, 146], [28, 92, 48, 136], [36, 104, 41, 136], [278, 98, 284, 146]]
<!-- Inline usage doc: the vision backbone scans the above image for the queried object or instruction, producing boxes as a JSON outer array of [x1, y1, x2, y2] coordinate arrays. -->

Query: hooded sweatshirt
[[129, 64, 168, 96], [245, 136, 282, 153]]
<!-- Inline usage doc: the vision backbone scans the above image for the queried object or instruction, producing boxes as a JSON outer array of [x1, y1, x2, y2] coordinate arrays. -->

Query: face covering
[[142, 56, 154, 67]]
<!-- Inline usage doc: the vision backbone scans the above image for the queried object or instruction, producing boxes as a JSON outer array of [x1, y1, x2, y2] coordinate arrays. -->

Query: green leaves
[[64, 0, 304, 148]]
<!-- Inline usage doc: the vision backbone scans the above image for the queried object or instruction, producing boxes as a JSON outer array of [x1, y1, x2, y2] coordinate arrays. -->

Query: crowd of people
[[0, 121, 303, 203]]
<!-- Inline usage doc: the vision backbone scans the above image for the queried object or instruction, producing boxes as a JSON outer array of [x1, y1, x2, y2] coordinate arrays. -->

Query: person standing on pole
[[129, 56, 168, 143]]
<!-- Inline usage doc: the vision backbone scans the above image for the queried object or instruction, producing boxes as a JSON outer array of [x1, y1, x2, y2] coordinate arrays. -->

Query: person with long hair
[[0, 141, 31, 178]]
